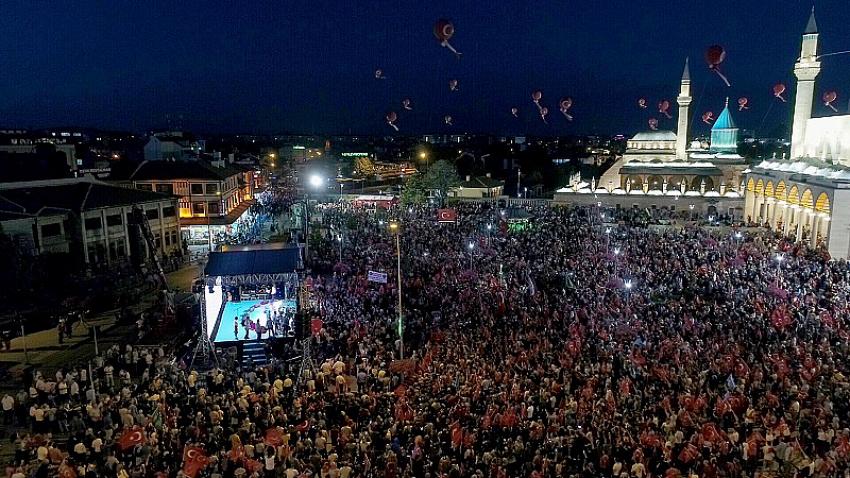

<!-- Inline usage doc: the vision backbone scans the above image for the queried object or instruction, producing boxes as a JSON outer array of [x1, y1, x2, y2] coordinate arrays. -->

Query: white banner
[[367, 271, 388, 284]]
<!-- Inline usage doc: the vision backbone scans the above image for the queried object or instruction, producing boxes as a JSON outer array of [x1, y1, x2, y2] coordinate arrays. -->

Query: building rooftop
[[630, 131, 677, 142], [112, 160, 248, 181], [459, 176, 504, 189], [0, 178, 174, 214]]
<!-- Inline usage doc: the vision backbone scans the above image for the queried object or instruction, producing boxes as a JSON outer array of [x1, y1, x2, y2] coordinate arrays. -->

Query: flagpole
[[389, 221, 404, 360]]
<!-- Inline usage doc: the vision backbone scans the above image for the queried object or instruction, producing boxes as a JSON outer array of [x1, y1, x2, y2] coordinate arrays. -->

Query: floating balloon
[[705, 45, 731, 87], [823, 91, 838, 112], [531, 90, 543, 106], [638, 98, 647, 109], [444, 115, 453, 126], [737, 97, 749, 111], [386, 111, 399, 131], [375, 69, 386, 80], [559, 98, 573, 121], [648, 118, 659, 130], [402, 98, 413, 111], [658, 100, 672, 119], [510, 107, 519, 118], [702, 111, 715, 124], [539, 106, 549, 124], [449, 79, 459, 92], [433, 19, 462, 57], [773, 83, 787, 102]]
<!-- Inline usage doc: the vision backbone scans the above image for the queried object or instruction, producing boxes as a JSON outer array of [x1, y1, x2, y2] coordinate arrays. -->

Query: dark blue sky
[[0, 0, 848, 136]]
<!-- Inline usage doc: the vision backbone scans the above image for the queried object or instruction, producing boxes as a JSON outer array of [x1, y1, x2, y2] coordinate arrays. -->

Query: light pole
[[337, 233, 343, 262], [389, 221, 404, 359], [467, 241, 475, 269], [624, 279, 633, 304], [486, 223, 493, 247], [613, 247, 621, 276], [605, 227, 612, 254]]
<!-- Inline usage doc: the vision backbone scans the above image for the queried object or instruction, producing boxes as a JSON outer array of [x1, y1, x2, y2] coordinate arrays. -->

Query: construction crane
[[131, 207, 170, 292]]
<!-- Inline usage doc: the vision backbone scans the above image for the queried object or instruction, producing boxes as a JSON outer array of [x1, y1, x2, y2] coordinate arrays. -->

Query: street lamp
[[309, 174, 325, 189], [388, 221, 404, 359], [605, 227, 612, 253]]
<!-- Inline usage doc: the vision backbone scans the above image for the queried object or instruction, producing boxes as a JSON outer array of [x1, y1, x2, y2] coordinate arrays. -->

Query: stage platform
[[211, 299, 296, 343]]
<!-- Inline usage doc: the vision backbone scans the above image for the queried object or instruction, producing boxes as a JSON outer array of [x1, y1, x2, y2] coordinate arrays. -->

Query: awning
[[205, 245, 302, 276]]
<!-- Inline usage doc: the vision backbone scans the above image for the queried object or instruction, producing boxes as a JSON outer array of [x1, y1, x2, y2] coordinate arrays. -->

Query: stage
[[211, 298, 296, 343]]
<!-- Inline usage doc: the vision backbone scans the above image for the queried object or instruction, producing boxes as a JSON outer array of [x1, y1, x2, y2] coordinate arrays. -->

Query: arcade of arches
[[744, 177, 831, 248]]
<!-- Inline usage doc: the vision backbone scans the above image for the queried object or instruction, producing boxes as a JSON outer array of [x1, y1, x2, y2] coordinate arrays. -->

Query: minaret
[[790, 7, 821, 159], [676, 58, 692, 160]]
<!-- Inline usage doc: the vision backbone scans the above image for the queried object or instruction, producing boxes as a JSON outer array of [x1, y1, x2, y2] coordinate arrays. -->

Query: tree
[[400, 173, 428, 205], [423, 160, 460, 206]]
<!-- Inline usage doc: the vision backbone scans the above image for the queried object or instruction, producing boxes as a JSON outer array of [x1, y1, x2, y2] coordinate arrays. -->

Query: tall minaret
[[676, 58, 692, 160], [790, 8, 821, 159]]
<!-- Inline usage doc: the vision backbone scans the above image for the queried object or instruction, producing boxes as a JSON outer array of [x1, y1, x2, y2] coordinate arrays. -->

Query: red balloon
[[823, 91, 838, 104], [706, 45, 726, 66], [560, 98, 573, 110], [510, 107, 518, 116], [540, 106, 549, 116], [648, 118, 659, 130], [386, 111, 397, 123], [823, 91, 838, 112], [702, 111, 714, 124], [402, 99, 412, 110], [433, 19, 455, 42], [773, 83, 787, 102], [638, 98, 647, 108], [532, 90, 542, 102], [738, 97, 748, 107], [658, 100, 670, 112]]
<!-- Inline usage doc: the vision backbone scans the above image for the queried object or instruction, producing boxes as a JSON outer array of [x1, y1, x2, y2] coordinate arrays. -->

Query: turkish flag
[[264, 427, 285, 447], [182, 446, 209, 478], [118, 426, 146, 450], [311, 318, 323, 335], [678, 443, 700, 463], [437, 208, 457, 223]]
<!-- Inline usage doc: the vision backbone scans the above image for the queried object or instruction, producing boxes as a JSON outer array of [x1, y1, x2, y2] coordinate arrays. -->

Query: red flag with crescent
[[437, 208, 457, 223], [118, 426, 146, 450], [182, 446, 209, 478]]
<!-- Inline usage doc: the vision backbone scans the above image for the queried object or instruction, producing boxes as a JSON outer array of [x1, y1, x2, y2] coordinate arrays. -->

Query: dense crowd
[[5, 203, 850, 478]]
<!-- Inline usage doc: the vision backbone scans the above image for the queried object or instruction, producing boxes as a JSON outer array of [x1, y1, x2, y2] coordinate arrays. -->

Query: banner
[[437, 208, 457, 223], [182, 446, 209, 478], [367, 271, 388, 284]]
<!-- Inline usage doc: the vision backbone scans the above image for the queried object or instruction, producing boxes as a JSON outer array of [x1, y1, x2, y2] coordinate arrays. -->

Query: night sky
[[1, 0, 848, 137]]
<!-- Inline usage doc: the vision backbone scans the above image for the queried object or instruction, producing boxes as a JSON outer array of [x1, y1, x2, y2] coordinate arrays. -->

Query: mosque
[[555, 51, 749, 217], [744, 9, 850, 259]]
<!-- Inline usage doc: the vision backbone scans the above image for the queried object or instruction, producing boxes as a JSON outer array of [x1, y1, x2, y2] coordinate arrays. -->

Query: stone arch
[[646, 175, 665, 190], [623, 175, 644, 191], [775, 181, 787, 202], [787, 185, 800, 205], [746, 177, 755, 192], [691, 175, 716, 191], [815, 192, 831, 213], [800, 189, 814, 209], [755, 179, 764, 195]]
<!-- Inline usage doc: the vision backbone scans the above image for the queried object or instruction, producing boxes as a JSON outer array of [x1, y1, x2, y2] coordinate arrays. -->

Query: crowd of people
[[5, 202, 850, 478]]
